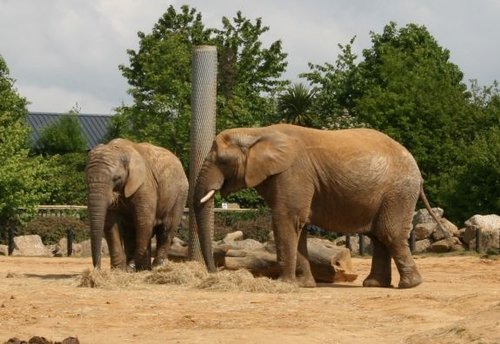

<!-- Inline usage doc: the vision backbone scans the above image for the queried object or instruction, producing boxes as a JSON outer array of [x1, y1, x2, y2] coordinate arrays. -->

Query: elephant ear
[[245, 131, 299, 188], [123, 147, 147, 198]]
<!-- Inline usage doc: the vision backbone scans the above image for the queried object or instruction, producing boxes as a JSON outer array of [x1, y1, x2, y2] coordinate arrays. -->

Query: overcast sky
[[1, 0, 499, 114]]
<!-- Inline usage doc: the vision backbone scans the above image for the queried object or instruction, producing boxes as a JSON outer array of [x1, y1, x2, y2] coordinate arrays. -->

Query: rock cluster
[[328, 209, 499, 255], [0, 211, 497, 259]]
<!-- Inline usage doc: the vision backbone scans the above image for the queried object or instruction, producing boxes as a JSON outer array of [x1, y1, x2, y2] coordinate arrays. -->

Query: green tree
[[353, 23, 470, 184], [441, 126, 500, 222], [0, 55, 47, 230], [36, 108, 87, 155], [39, 152, 87, 205], [276, 83, 316, 126], [213, 11, 288, 129], [111, 5, 288, 168], [301, 37, 364, 129]]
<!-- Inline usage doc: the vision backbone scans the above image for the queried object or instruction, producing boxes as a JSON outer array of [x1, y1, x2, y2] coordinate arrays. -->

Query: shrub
[[17, 216, 89, 245]]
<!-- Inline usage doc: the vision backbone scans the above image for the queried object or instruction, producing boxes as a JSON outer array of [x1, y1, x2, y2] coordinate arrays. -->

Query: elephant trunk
[[193, 163, 224, 272], [87, 183, 111, 269]]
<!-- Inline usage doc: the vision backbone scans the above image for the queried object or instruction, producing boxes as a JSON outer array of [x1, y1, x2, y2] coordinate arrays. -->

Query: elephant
[[194, 123, 443, 288], [85, 138, 188, 271]]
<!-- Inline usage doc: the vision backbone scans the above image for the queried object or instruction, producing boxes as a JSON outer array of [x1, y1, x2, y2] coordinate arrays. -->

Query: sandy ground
[[0, 254, 499, 344]]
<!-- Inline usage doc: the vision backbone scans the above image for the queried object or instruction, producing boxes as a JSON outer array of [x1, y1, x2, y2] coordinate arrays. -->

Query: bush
[[17, 216, 89, 245], [177, 209, 272, 243]]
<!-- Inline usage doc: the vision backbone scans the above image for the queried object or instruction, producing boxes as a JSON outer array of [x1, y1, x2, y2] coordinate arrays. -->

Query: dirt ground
[[0, 254, 499, 344]]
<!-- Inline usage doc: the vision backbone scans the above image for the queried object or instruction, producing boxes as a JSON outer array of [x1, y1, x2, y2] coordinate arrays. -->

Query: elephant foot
[[152, 258, 167, 269], [398, 273, 422, 289], [126, 261, 136, 272], [297, 275, 316, 288], [363, 274, 392, 288]]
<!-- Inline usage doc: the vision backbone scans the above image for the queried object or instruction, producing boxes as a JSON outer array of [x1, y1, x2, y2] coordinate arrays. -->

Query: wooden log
[[167, 244, 228, 267], [224, 238, 357, 283]]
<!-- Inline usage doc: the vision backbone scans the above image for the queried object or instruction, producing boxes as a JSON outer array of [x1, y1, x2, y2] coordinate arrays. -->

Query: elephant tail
[[419, 182, 450, 239]]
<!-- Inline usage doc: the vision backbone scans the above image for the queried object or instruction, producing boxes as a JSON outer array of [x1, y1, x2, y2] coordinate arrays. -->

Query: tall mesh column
[[188, 45, 217, 261]]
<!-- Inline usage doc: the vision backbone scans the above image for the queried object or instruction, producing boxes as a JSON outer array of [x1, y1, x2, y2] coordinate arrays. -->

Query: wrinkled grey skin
[[195, 124, 441, 288], [85, 138, 188, 271]]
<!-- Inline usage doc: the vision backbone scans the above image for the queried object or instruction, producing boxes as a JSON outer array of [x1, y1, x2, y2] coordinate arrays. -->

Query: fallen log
[[225, 238, 357, 283]]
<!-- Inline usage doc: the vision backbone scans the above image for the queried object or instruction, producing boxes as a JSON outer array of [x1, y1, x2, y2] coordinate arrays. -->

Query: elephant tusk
[[200, 190, 216, 203]]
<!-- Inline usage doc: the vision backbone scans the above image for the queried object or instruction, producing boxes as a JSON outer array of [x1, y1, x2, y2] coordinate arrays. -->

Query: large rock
[[11, 235, 52, 257], [412, 208, 444, 226], [432, 218, 459, 241], [430, 237, 464, 253], [54, 237, 83, 257], [462, 214, 500, 253], [465, 214, 500, 231], [413, 223, 436, 240], [79, 239, 109, 257], [414, 239, 432, 253], [0, 244, 8, 256]]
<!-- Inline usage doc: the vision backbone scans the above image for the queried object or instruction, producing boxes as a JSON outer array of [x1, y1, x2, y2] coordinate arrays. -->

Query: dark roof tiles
[[28, 112, 112, 150]]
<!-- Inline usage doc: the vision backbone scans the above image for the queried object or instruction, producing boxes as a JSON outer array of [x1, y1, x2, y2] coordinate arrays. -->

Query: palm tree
[[277, 83, 316, 126]]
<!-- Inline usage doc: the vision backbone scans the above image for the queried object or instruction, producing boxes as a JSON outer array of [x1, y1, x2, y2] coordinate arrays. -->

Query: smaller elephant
[[85, 138, 188, 271]]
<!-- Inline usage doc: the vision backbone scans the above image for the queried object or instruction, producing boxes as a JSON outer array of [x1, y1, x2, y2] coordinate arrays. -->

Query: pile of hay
[[78, 261, 297, 293]]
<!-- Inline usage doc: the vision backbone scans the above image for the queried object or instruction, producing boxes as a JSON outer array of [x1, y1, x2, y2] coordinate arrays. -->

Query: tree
[[0, 55, 47, 231], [301, 37, 364, 129], [353, 23, 471, 184], [36, 107, 87, 155], [111, 5, 288, 168], [213, 11, 288, 129], [276, 83, 316, 126]]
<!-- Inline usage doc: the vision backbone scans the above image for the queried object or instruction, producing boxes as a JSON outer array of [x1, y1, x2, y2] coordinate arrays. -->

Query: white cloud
[[1, 0, 499, 113]]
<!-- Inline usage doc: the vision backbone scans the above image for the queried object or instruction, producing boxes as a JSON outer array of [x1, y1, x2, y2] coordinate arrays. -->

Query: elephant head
[[194, 126, 299, 271], [85, 138, 146, 268]]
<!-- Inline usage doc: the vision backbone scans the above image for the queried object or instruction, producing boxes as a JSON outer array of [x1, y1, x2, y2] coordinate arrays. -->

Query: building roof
[[28, 112, 113, 150]]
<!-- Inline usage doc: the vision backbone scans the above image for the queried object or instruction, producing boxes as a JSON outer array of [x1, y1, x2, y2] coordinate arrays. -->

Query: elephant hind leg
[[153, 199, 185, 268], [374, 205, 422, 289], [363, 236, 392, 288]]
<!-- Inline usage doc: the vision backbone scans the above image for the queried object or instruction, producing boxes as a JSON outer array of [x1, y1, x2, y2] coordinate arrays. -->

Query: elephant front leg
[[134, 219, 154, 271], [104, 219, 126, 270], [296, 226, 316, 287], [273, 215, 314, 287]]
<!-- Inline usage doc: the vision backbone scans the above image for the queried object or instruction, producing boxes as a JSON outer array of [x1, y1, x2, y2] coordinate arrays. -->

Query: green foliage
[[111, 5, 288, 169], [214, 11, 288, 129], [18, 215, 89, 245], [354, 23, 470, 179], [36, 109, 87, 155], [220, 189, 266, 209], [39, 152, 88, 205], [177, 209, 271, 243], [301, 37, 365, 129], [0, 55, 48, 228], [276, 83, 316, 126], [440, 120, 500, 223]]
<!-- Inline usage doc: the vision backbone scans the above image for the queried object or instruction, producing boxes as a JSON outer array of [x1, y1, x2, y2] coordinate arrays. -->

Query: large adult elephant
[[85, 138, 188, 271], [194, 124, 442, 288]]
